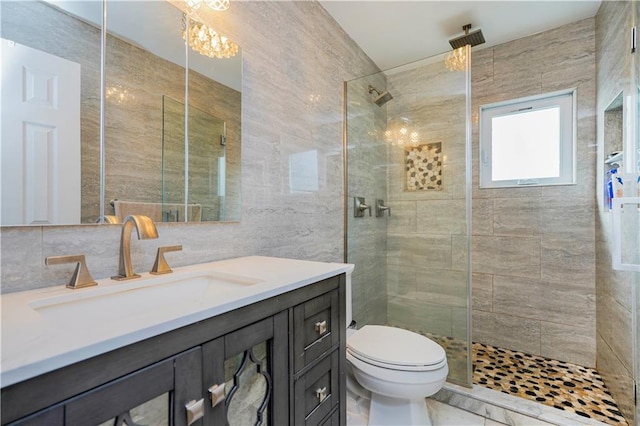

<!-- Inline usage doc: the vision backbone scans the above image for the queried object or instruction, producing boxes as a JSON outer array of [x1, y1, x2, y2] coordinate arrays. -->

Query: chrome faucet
[[112, 215, 159, 281]]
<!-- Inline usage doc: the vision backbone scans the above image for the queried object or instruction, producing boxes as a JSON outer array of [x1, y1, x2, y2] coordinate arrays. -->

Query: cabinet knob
[[314, 320, 327, 335], [185, 399, 204, 425], [315, 386, 328, 403], [208, 383, 226, 408]]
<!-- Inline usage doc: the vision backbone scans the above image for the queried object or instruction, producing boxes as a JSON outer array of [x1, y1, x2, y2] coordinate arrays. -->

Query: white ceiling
[[319, 1, 602, 71]]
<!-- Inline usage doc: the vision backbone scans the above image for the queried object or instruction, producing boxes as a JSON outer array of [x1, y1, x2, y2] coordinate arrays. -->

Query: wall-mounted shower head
[[368, 84, 393, 107], [449, 23, 485, 49]]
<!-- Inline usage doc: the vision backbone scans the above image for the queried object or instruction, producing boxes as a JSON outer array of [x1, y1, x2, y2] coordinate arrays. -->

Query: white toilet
[[345, 267, 449, 426]]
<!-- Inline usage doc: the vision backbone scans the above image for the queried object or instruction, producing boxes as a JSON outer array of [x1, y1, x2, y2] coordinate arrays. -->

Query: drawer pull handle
[[185, 398, 204, 425], [315, 320, 327, 335], [208, 383, 226, 408], [316, 386, 328, 403]]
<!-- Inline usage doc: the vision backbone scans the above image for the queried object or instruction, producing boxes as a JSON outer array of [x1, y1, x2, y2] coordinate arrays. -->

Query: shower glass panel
[[634, 0, 640, 421], [345, 51, 472, 386], [162, 95, 226, 222], [162, 95, 186, 219]]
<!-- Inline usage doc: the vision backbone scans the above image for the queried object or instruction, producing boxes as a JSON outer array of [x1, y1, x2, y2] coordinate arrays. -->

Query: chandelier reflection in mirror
[[106, 84, 136, 105], [182, 15, 239, 59], [444, 47, 466, 72], [384, 117, 420, 147]]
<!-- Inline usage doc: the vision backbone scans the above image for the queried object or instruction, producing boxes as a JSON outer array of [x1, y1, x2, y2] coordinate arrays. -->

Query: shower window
[[479, 89, 576, 188]]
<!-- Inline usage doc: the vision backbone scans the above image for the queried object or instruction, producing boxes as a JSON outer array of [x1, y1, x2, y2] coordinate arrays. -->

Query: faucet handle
[[45, 254, 97, 289], [150, 245, 182, 275]]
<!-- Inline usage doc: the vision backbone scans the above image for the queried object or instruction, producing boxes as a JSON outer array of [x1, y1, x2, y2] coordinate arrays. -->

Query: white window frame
[[479, 88, 577, 189]]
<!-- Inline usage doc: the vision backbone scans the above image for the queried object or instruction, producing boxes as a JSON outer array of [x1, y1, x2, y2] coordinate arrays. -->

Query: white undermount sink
[[28, 270, 263, 323]]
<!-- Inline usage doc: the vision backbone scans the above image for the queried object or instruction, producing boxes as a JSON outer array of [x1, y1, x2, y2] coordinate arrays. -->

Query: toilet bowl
[[344, 267, 449, 425]]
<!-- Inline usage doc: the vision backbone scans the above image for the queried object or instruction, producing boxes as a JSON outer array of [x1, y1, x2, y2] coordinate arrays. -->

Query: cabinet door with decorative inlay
[[202, 312, 289, 426], [64, 348, 202, 426]]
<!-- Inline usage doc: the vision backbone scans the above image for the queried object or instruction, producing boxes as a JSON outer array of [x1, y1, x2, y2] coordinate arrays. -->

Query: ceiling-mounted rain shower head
[[449, 23, 485, 49], [368, 84, 393, 107]]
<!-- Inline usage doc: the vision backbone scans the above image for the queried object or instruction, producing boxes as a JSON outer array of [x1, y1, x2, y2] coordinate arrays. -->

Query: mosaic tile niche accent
[[405, 142, 442, 191]]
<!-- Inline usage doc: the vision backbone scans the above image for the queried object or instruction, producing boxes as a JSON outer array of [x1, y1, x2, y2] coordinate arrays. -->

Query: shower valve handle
[[354, 197, 371, 217], [376, 199, 391, 217]]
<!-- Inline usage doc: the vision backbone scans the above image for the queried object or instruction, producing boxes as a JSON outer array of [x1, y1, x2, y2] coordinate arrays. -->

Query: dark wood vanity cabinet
[[1, 274, 346, 426]]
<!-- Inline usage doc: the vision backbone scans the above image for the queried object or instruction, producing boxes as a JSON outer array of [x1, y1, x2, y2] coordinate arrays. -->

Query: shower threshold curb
[[432, 382, 609, 426]]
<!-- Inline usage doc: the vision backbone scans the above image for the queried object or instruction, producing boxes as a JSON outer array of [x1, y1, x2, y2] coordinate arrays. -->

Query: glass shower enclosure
[[633, 0, 640, 421], [344, 50, 472, 385]]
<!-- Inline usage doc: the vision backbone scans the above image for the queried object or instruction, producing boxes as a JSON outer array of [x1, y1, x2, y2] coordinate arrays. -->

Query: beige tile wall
[[594, 1, 636, 423], [1, 2, 380, 293], [470, 18, 597, 368]]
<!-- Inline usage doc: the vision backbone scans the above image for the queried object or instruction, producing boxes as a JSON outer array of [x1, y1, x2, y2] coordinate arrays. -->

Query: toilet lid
[[347, 325, 446, 369]]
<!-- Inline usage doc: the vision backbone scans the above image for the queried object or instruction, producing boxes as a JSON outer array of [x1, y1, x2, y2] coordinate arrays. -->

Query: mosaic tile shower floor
[[473, 342, 628, 425]]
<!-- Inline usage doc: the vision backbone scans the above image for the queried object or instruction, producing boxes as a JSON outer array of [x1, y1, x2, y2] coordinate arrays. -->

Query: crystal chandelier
[[185, 0, 229, 12], [182, 15, 239, 59], [444, 47, 466, 72], [384, 117, 420, 147]]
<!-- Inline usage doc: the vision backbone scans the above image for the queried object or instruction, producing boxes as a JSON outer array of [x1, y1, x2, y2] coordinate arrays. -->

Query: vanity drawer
[[294, 350, 339, 426], [319, 408, 340, 426], [293, 289, 339, 372]]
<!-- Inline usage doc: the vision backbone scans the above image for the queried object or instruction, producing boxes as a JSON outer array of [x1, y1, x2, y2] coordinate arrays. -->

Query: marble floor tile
[[347, 389, 497, 426], [426, 399, 487, 425], [484, 420, 508, 426]]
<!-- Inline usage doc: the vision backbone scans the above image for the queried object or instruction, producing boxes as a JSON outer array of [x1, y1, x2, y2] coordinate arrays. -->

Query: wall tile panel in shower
[[595, 334, 635, 421], [492, 275, 594, 327], [471, 199, 494, 236], [385, 200, 417, 234], [540, 234, 595, 284], [538, 198, 596, 236], [471, 273, 494, 313], [387, 234, 452, 269], [388, 297, 454, 338], [540, 322, 595, 369], [386, 263, 416, 299], [416, 200, 466, 236], [472, 235, 541, 279], [472, 311, 541, 356], [492, 198, 543, 236], [471, 17, 597, 368], [412, 266, 468, 309]]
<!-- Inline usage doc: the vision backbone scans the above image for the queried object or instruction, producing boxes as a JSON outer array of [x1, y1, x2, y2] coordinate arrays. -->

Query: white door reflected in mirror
[[1, 38, 81, 225]]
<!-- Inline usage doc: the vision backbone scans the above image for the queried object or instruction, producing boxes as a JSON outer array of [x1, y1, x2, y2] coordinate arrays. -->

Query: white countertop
[[1, 256, 353, 387]]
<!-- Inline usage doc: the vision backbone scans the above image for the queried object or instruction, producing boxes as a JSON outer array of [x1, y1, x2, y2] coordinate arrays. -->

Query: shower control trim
[[354, 197, 371, 217], [376, 199, 391, 217]]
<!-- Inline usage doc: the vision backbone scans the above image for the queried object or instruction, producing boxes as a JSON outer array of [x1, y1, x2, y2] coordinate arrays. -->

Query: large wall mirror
[[1, 0, 242, 225]]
